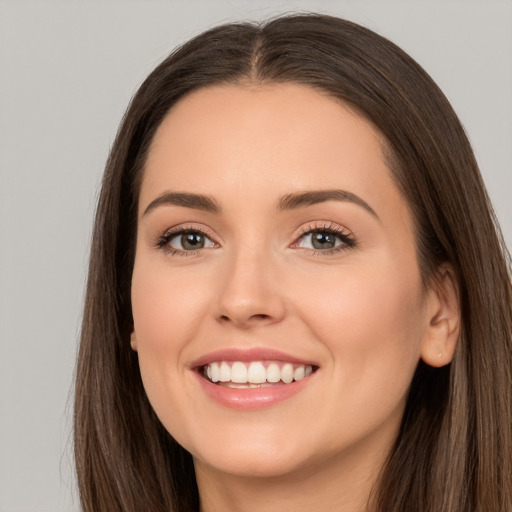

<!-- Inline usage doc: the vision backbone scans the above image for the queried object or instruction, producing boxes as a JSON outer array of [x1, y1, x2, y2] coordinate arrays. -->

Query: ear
[[420, 264, 460, 367], [130, 330, 138, 352]]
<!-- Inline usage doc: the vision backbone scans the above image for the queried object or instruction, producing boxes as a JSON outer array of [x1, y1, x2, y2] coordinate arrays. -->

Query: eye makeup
[[153, 223, 219, 256], [153, 220, 357, 258]]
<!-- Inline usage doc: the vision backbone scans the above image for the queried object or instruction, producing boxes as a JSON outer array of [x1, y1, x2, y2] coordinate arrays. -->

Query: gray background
[[0, 1, 510, 511]]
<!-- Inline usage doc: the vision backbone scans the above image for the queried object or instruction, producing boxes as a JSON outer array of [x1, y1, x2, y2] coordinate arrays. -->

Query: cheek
[[130, 258, 211, 413], [131, 260, 210, 350], [293, 256, 425, 401]]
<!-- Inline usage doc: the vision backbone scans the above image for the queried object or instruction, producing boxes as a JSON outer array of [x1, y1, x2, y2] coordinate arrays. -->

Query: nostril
[[250, 314, 271, 321], [219, 312, 273, 326]]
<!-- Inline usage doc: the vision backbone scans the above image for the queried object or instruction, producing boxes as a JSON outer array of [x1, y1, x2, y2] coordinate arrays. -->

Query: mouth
[[191, 348, 319, 409], [200, 360, 316, 389]]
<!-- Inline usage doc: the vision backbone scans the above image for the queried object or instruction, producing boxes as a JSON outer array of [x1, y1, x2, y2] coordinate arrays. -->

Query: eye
[[170, 231, 214, 251], [300, 231, 340, 250], [293, 225, 356, 253], [157, 229, 216, 254]]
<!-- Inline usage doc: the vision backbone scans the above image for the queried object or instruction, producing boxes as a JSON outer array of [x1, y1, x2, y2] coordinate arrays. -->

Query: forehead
[[140, 83, 408, 227], [147, 83, 382, 168]]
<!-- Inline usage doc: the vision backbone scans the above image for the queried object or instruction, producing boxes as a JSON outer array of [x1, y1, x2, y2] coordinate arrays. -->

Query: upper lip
[[190, 347, 318, 369]]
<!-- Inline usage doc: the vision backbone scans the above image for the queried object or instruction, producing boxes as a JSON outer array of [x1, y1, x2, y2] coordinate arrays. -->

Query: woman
[[74, 14, 512, 512]]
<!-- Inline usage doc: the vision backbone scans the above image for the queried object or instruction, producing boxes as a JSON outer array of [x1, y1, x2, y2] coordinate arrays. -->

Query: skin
[[131, 83, 459, 512]]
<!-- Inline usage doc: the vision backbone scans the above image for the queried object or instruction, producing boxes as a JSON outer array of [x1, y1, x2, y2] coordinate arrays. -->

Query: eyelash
[[155, 222, 357, 257], [292, 222, 357, 256], [155, 224, 217, 257]]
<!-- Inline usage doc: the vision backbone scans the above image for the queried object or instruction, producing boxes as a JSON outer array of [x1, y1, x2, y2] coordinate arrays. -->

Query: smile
[[203, 361, 315, 388], [192, 349, 319, 409]]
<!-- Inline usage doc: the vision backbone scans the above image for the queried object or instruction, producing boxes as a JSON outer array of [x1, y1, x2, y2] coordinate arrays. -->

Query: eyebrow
[[143, 192, 221, 216], [142, 189, 378, 219], [277, 189, 379, 219]]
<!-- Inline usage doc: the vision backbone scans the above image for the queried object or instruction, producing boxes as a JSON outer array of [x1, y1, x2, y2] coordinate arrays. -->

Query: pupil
[[312, 232, 335, 250], [181, 232, 204, 250]]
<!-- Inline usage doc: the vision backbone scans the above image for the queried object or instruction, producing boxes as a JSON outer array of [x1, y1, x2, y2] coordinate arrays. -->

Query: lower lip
[[194, 371, 314, 410]]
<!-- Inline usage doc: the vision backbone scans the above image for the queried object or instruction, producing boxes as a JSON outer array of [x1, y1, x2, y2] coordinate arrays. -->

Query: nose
[[215, 249, 287, 329]]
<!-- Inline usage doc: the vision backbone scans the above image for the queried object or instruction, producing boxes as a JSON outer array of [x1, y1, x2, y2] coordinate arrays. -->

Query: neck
[[194, 443, 388, 512]]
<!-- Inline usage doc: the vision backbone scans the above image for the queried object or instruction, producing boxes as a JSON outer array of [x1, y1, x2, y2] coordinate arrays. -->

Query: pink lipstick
[[191, 348, 318, 410]]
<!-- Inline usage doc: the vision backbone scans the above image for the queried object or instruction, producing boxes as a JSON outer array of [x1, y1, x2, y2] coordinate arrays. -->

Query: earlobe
[[420, 264, 460, 368], [130, 331, 138, 352]]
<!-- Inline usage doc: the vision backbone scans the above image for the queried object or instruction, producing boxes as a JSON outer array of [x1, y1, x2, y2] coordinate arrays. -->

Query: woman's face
[[131, 83, 439, 480]]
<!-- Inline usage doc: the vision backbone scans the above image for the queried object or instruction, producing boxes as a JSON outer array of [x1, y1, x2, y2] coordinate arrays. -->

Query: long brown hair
[[74, 14, 512, 511]]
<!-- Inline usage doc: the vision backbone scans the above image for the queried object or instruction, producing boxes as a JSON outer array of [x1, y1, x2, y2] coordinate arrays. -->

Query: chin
[[193, 448, 315, 480]]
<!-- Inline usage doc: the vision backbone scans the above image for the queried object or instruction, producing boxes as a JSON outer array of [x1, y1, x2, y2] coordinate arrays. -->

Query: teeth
[[211, 362, 219, 383], [281, 363, 294, 384], [219, 361, 231, 382], [294, 365, 305, 381], [231, 362, 247, 383], [247, 361, 266, 384], [204, 361, 314, 385], [266, 363, 281, 383]]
